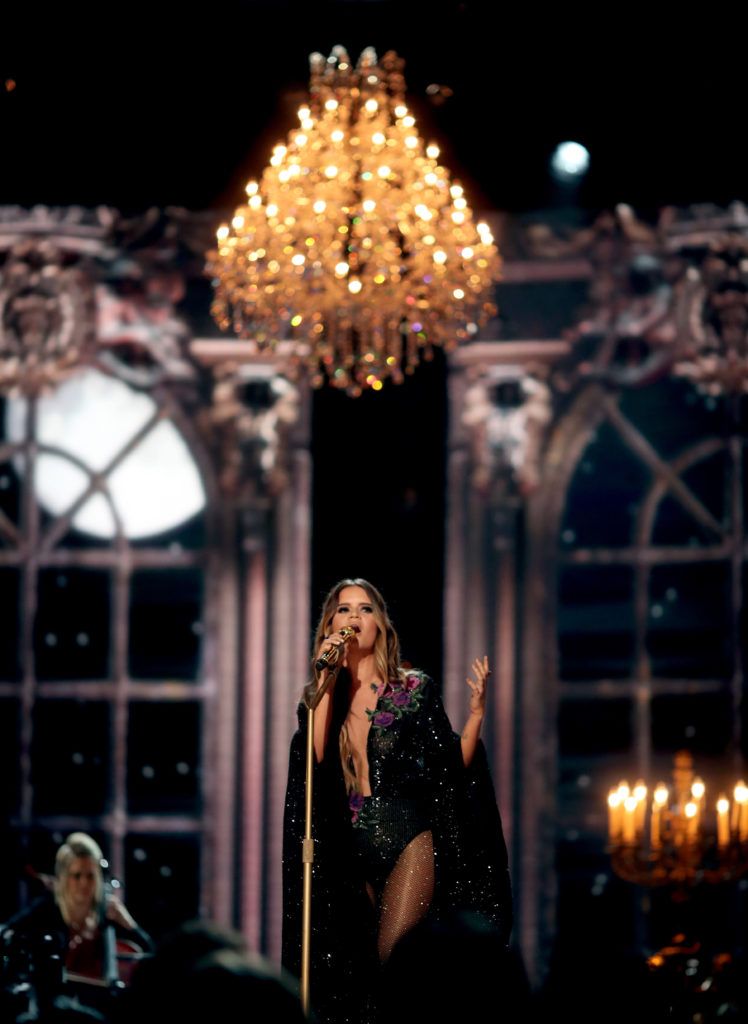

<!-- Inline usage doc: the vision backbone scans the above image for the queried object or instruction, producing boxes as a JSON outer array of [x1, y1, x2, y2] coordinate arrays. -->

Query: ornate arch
[[446, 200, 748, 985], [0, 206, 311, 953]]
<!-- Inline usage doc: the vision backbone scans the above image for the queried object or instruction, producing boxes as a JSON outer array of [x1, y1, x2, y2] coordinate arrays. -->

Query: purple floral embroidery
[[366, 671, 425, 731], [349, 791, 377, 830], [349, 791, 365, 824]]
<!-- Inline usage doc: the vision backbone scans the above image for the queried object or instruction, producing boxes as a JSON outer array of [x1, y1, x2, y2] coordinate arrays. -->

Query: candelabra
[[607, 750, 748, 886], [606, 751, 748, 1021]]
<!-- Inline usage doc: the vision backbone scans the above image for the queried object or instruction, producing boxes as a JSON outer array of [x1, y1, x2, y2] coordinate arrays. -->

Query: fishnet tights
[[370, 829, 434, 962]]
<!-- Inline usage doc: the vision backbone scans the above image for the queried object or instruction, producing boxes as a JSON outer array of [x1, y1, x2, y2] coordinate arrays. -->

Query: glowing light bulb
[[325, 99, 338, 111], [335, 262, 350, 277], [325, 165, 339, 178], [348, 278, 363, 294], [426, 144, 439, 159], [313, 200, 327, 213], [245, 181, 259, 196]]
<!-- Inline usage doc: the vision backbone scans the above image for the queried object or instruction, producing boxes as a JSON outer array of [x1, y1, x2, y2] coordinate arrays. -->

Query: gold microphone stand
[[300, 629, 353, 1016]]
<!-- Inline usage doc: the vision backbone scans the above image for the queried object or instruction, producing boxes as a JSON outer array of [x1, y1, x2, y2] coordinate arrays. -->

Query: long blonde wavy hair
[[304, 578, 403, 794], [54, 832, 105, 925]]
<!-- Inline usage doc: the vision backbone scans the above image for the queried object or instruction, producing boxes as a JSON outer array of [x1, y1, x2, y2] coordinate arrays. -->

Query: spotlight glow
[[551, 141, 590, 181]]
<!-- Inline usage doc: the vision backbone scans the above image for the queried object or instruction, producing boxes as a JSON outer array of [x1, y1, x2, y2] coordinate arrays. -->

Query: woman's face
[[330, 585, 379, 655], [64, 856, 98, 912]]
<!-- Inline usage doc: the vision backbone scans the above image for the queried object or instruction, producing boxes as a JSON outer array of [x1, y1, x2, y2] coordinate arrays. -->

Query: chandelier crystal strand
[[207, 46, 501, 395]]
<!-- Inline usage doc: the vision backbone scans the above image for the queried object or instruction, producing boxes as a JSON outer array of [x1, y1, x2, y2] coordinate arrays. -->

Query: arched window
[[550, 377, 746, 962], [0, 366, 217, 937]]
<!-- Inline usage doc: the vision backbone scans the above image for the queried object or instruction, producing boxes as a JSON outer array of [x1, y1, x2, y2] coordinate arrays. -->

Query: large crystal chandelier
[[206, 46, 500, 395]]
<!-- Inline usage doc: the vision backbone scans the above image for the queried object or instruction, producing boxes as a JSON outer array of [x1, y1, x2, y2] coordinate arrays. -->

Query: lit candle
[[716, 796, 730, 848], [623, 795, 637, 844], [633, 780, 647, 838], [691, 777, 705, 830], [685, 801, 698, 842], [650, 804, 661, 849], [608, 790, 623, 844], [735, 782, 748, 842], [651, 783, 668, 849], [732, 781, 746, 834]]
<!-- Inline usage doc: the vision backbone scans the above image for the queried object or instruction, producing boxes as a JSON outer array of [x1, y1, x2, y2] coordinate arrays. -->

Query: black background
[[3, 1, 746, 215]]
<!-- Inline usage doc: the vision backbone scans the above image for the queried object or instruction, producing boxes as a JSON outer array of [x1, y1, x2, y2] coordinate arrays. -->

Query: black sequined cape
[[281, 671, 512, 1024]]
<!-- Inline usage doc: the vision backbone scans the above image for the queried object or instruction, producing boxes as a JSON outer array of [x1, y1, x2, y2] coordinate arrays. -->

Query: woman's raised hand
[[466, 655, 491, 717], [461, 655, 490, 767]]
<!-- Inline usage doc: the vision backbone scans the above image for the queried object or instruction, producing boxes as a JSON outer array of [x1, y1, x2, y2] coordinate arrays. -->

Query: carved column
[[445, 340, 564, 914], [190, 341, 312, 957]]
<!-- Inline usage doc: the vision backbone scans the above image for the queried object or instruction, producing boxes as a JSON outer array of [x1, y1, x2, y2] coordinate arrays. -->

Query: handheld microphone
[[315, 625, 357, 672]]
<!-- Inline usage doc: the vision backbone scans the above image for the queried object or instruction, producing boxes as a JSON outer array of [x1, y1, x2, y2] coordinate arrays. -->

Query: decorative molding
[[0, 205, 304, 501], [461, 364, 553, 498], [195, 358, 302, 500], [672, 231, 748, 395], [0, 238, 98, 395], [521, 201, 748, 395], [453, 201, 748, 501]]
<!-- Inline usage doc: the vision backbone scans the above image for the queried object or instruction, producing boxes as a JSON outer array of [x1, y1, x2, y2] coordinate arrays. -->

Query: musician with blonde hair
[[2, 831, 151, 994]]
